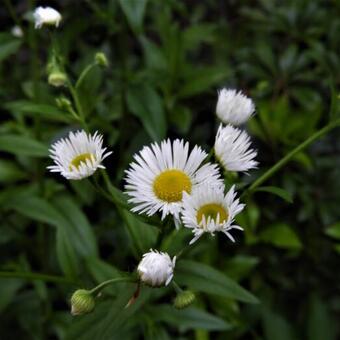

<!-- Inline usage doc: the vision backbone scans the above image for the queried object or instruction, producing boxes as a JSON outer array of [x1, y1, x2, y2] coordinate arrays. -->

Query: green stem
[[76, 63, 97, 89], [89, 277, 136, 295], [68, 82, 89, 131], [172, 281, 183, 294], [4, 0, 23, 32], [246, 119, 340, 194], [0, 271, 79, 285]]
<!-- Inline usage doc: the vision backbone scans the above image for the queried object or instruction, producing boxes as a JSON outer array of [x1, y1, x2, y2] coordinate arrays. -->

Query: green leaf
[[120, 209, 158, 257], [53, 196, 98, 258], [262, 306, 298, 340], [5, 196, 65, 227], [307, 294, 336, 340], [118, 0, 148, 34], [325, 222, 340, 240], [5, 101, 72, 123], [175, 260, 259, 304], [259, 223, 302, 249], [0, 160, 26, 183], [126, 85, 166, 141], [0, 38, 21, 62], [56, 227, 79, 278], [0, 279, 23, 312], [178, 66, 229, 98], [5, 195, 95, 276], [225, 255, 260, 281], [148, 305, 232, 331], [0, 135, 48, 157], [255, 186, 293, 203]]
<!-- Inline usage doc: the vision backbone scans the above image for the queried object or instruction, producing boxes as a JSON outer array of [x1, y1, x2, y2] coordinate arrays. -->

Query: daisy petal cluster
[[48, 130, 112, 180], [33, 7, 62, 29], [214, 124, 258, 172], [216, 88, 255, 126], [182, 185, 244, 244], [137, 250, 176, 287], [125, 139, 222, 222]]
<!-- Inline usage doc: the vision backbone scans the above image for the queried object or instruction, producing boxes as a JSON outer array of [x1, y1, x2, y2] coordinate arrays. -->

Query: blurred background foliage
[[0, 0, 339, 339]]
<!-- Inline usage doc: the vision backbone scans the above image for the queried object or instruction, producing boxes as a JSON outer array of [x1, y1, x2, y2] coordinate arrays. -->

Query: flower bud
[[56, 97, 72, 111], [174, 290, 195, 309], [137, 250, 176, 287], [70, 289, 95, 316], [95, 52, 108, 67], [216, 88, 255, 126], [48, 71, 67, 87]]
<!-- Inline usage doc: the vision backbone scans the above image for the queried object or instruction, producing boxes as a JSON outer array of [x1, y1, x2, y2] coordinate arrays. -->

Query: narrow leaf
[[175, 260, 259, 304], [255, 186, 293, 203], [0, 135, 48, 157]]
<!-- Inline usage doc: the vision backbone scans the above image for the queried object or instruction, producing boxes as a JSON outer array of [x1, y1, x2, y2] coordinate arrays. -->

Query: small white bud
[[11, 26, 23, 38], [216, 88, 255, 126], [33, 7, 62, 29], [137, 250, 176, 287]]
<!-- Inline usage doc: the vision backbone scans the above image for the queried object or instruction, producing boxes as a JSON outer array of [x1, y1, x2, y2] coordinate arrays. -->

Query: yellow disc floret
[[70, 153, 95, 171], [197, 203, 228, 225], [153, 169, 192, 202]]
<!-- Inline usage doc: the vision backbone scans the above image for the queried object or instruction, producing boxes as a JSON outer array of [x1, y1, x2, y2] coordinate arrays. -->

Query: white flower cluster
[[43, 7, 258, 288]]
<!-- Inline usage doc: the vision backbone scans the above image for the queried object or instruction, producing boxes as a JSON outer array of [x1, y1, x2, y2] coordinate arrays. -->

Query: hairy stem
[[246, 119, 340, 194], [89, 276, 137, 295]]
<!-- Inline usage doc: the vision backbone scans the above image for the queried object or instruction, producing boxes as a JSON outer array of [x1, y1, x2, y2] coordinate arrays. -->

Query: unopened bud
[[174, 290, 195, 309], [48, 71, 67, 87], [137, 250, 176, 287], [95, 52, 108, 67], [56, 97, 72, 111], [70, 289, 95, 316]]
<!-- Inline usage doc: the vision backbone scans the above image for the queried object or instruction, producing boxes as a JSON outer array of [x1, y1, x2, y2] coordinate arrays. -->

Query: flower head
[[48, 130, 112, 180], [216, 88, 255, 126], [214, 124, 258, 172], [137, 250, 176, 287], [181, 185, 244, 244], [125, 139, 222, 222], [33, 7, 62, 29]]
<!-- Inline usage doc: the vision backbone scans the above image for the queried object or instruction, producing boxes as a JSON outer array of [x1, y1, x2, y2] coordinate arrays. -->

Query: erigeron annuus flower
[[181, 185, 245, 244], [214, 124, 258, 172], [33, 7, 62, 29], [137, 250, 176, 287], [216, 88, 255, 126], [125, 139, 223, 222], [48, 130, 112, 180]]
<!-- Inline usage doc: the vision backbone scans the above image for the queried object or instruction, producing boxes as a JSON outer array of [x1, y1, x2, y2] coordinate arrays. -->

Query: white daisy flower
[[48, 130, 112, 180], [182, 185, 245, 244], [216, 88, 255, 126], [214, 124, 258, 172], [125, 139, 222, 222], [137, 249, 176, 287], [33, 7, 62, 29]]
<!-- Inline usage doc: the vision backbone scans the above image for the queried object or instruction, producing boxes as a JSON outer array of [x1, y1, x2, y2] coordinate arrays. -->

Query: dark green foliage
[[0, 0, 339, 339]]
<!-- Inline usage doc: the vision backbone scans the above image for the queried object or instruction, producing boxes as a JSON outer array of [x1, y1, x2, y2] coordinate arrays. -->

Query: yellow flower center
[[197, 203, 228, 225], [69, 153, 95, 171], [153, 169, 192, 202]]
